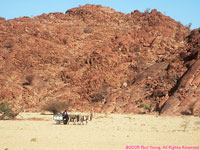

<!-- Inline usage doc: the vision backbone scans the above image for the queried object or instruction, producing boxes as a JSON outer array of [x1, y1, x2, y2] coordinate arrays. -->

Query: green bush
[[0, 103, 18, 120], [140, 102, 151, 110], [144, 104, 151, 110], [140, 102, 145, 107], [0, 103, 12, 114]]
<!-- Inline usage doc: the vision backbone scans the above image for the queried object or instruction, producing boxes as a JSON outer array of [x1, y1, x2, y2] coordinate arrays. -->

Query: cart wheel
[[63, 120, 67, 125], [56, 121, 61, 125]]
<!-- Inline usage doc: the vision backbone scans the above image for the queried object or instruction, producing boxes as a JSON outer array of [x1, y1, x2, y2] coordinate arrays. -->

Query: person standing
[[62, 109, 69, 124]]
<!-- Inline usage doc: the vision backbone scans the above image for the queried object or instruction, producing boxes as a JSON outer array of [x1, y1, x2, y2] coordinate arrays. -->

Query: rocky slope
[[0, 4, 199, 115]]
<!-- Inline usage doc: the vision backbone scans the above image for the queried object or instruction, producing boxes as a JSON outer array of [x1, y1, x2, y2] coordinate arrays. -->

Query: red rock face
[[161, 29, 200, 116], [0, 4, 199, 115]]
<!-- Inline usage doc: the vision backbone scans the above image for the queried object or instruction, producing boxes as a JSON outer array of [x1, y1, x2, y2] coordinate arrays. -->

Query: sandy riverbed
[[0, 113, 200, 150]]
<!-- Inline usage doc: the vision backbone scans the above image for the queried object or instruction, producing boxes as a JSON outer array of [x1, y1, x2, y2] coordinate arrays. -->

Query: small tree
[[144, 8, 151, 13], [26, 74, 36, 85], [0, 103, 12, 113], [186, 23, 192, 29], [0, 103, 18, 120], [41, 101, 68, 114]]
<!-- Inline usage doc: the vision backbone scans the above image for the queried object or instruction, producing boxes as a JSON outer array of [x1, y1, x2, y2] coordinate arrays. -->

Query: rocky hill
[[0, 4, 199, 115]]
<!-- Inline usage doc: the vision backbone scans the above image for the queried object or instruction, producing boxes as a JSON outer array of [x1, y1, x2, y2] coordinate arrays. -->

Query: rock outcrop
[[161, 29, 200, 116], [0, 4, 199, 115]]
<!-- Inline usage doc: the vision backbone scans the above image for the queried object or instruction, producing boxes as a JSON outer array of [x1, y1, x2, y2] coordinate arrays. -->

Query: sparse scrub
[[91, 93, 104, 103], [84, 27, 92, 34], [91, 84, 110, 103], [0, 103, 18, 120], [0, 103, 12, 114], [25, 74, 35, 85], [140, 102, 151, 110], [30, 138, 37, 142], [177, 21, 182, 30], [180, 120, 189, 132], [41, 101, 68, 114], [186, 23, 192, 29], [6, 43, 13, 49], [63, 38, 67, 44], [144, 8, 151, 13], [144, 104, 151, 110]]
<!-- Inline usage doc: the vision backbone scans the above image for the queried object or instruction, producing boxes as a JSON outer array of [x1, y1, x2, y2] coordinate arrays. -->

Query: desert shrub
[[98, 84, 110, 99], [63, 39, 67, 44], [0, 103, 18, 120], [30, 138, 37, 142], [186, 23, 192, 29], [41, 101, 68, 114], [91, 84, 110, 103], [144, 8, 151, 13], [0, 103, 12, 113], [176, 21, 182, 31], [84, 27, 92, 34], [144, 104, 151, 110], [91, 93, 104, 103], [25, 74, 35, 85], [140, 103, 151, 110], [6, 43, 13, 49], [140, 102, 145, 108]]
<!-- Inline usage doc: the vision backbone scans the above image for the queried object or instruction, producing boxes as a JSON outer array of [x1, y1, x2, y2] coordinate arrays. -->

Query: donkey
[[68, 114, 78, 125], [77, 112, 93, 125]]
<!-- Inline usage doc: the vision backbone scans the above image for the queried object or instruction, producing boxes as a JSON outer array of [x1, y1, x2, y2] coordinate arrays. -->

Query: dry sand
[[0, 113, 200, 150]]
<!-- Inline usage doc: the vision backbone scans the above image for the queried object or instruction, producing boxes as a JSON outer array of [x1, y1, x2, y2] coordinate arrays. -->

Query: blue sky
[[0, 0, 199, 29]]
